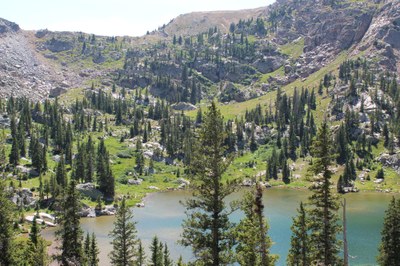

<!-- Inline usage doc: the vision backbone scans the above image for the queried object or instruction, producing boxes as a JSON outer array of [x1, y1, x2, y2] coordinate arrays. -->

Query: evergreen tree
[[97, 139, 115, 200], [17, 119, 26, 158], [163, 243, 173, 266], [336, 123, 349, 164], [180, 102, 236, 266], [109, 198, 139, 266], [0, 180, 15, 265], [56, 179, 84, 265], [56, 155, 67, 187], [377, 197, 400, 266], [308, 122, 342, 265], [249, 123, 258, 152], [73, 142, 86, 182], [9, 134, 20, 166], [150, 236, 164, 266], [29, 216, 39, 246], [86, 135, 95, 182], [382, 123, 389, 148], [90, 232, 99, 266], [235, 184, 276, 266], [83, 232, 91, 265], [136, 240, 146, 266], [376, 168, 385, 180], [177, 256, 185, 266], [337, 175, 345, 194], [282, 161, 291, 184], [28, 217, 49, 266], [0, 130, 6, 169], [195, 108, 202, 125], [287, 202, 311, 266], [135, 139, 145, 176], [30, 238, 50, 266]]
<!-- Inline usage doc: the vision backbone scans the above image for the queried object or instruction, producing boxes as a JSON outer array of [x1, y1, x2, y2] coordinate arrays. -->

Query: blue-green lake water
[[43, 189, 398, 265]]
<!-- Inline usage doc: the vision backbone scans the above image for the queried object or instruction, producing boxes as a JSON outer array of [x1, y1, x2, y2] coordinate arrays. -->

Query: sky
[[1, 0, 276, 37]]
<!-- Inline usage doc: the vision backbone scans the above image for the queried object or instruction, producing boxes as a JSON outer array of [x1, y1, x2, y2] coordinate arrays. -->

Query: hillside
[[0, 0, 399, 209]]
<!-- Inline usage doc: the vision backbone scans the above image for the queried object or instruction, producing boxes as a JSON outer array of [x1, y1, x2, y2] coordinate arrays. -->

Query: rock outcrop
[[377, 153, 400, 174]]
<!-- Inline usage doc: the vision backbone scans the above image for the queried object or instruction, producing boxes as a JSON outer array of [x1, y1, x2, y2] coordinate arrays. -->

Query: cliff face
[[353, 0, 400, 73], [266, 0, 400, 76]]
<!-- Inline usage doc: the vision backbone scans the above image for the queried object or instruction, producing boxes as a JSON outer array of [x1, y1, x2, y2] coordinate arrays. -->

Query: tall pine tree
[[180, 102, 236, 265], [0, 180, 15, 265], [308, 122, 342, 265], [377, 197, 400, 266], [235, 184, 276, 265], [150, 236, 164, 266], [56, 179, 84, 265], [90, 232, 100, 266], [287, 202, 311, 266], [27, 217, 49, 266], [97, 139, 115, 200], [109, 198, 139, 266]]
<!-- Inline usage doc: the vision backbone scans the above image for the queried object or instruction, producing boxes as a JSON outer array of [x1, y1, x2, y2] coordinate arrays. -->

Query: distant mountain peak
[[158, 7, 268, 37]]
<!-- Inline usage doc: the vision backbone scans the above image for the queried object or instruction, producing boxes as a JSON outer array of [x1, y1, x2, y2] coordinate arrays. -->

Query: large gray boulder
[[252, 57, 284, 74], [76, 183, 103, 200], [377, 153, 400, 173]]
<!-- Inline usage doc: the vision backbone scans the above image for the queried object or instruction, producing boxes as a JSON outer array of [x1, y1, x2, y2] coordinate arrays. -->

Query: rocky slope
[[0, 19, 84, 100]]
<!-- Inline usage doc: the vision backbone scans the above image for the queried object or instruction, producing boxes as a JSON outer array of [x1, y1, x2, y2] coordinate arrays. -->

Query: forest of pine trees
[[0, 97, 399, 265]]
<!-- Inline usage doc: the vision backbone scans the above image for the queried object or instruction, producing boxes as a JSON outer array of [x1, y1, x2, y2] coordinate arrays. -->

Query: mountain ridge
[[158, 6, 268, 37], [0, 0, 399, 101]]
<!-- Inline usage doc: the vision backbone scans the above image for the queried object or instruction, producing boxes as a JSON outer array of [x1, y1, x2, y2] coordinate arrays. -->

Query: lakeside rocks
[[175, 178, 190, 189], [79, 204, 117, 218], [241, 179, 271, 188], [25, 213, 56, 227]]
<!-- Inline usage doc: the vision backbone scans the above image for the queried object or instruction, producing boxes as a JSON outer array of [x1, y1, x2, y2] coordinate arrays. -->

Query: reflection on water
[[41, 189, 398, 266]]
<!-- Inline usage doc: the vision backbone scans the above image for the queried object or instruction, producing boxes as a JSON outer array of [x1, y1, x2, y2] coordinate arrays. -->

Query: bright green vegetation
[[280, 38, 304, 59], [258, 66, 285, 84]]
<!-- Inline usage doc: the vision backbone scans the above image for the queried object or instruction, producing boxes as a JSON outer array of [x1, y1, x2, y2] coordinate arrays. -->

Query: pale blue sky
[[1, 0, 275, 36]]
